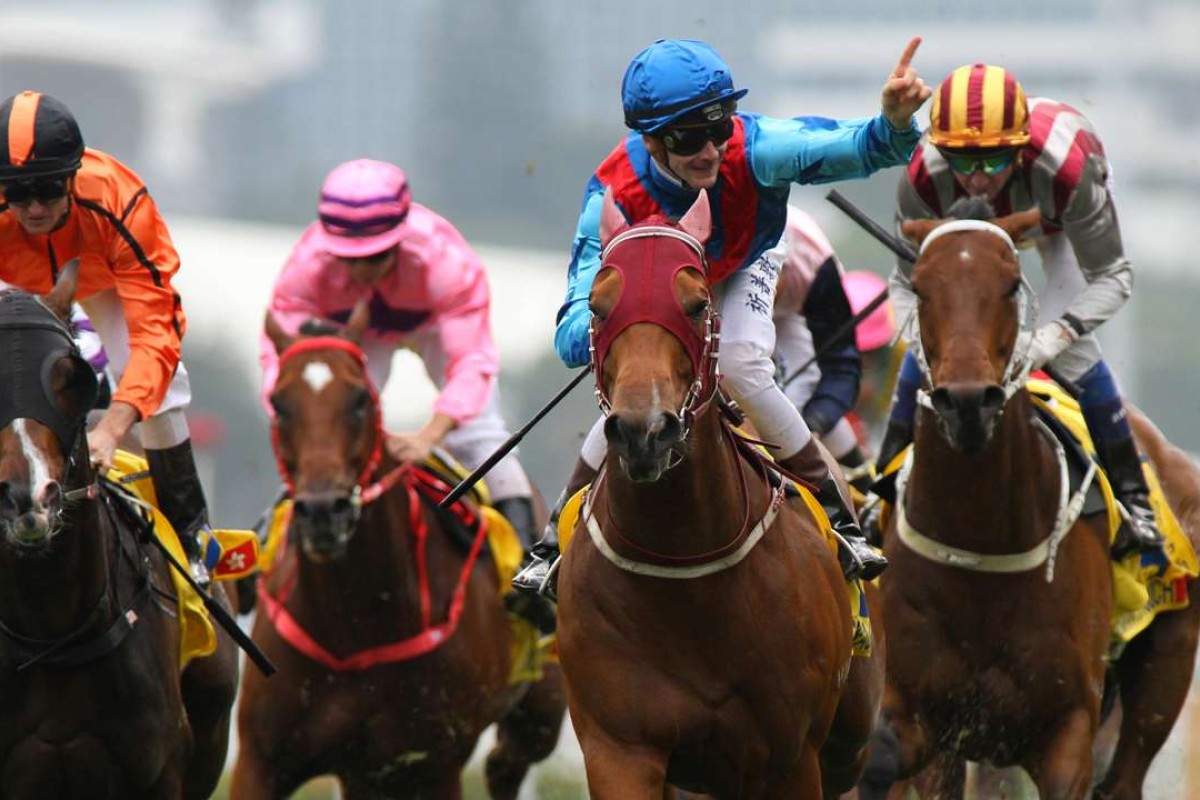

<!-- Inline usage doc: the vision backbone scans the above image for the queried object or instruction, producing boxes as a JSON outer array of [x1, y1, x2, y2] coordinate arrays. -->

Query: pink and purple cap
[[314, 159, 411, 259]]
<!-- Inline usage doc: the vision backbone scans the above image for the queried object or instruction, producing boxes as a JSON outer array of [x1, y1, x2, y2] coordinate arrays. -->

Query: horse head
[[900, 201, 1041, 453], [0, 262, 99, 552], [264, 300, 380, 561], [590, 189, 716, 482]]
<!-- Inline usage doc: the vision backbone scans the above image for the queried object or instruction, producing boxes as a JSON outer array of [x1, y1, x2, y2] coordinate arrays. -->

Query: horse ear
[[994, 208, 1041, 247], [41, 258, 79, 321], [598, 188, 626, 249], [900, 219, 941, 249], [342, 298, 370, 344], [677, 190, 712, 246], [264, 311, 295, 355]]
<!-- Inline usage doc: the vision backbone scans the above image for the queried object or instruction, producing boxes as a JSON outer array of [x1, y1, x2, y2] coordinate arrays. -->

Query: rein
[[583, 417, 788, 579], [257, 468, 491, 671], [907, 220, 1039, 414], [0, 479, 153, 671], [264, 336, 490, 671]]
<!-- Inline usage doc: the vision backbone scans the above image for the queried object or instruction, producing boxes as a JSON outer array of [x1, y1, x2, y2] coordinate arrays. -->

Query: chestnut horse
[[862, 211, 1200, 799], [232, 307, 566, 799], [0, 272, 238, 799], [557, 190, 885, 799]]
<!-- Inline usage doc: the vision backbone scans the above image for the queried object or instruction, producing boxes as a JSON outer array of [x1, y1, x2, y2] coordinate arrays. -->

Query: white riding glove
[[1027, 319, 1078, 370]]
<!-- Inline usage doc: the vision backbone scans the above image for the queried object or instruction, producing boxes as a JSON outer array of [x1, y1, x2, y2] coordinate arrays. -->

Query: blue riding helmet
[[622, 39, 749, 134]]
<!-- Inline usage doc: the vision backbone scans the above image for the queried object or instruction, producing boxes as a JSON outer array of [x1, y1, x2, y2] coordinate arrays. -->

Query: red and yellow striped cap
[[929, 64, 1030, 150]]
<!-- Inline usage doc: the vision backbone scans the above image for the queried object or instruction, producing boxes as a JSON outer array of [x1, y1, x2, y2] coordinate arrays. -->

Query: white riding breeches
[[360, 330, 532, 503], [715, 238, 813, 459], [80, 289, 192, 450]]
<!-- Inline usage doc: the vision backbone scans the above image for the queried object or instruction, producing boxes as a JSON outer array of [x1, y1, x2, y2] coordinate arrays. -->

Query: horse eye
[[1006, 280, 1021, 298], [687, 300, 710, 320], [349, 388, 371, 420], [269, 395, 291, 421], [589, 304, 608, 323]]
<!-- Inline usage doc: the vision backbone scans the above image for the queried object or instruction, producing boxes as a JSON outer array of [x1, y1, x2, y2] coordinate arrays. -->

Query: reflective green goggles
[[942, 149, 1017, 176]]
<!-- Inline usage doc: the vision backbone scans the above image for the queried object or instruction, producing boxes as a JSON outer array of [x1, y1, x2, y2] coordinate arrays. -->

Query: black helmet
[[0, 91, 84, 181]]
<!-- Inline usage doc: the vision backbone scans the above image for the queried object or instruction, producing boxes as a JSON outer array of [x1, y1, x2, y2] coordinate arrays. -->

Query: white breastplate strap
[[894, 418, 1096, 582], [583, 482, 786, 579], [919, 219, 1018, 256]]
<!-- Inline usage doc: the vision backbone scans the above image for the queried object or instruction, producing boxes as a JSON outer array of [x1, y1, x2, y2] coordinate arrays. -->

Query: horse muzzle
[[291, 490, 360, 562], [604, 410, 685, 482], [929, 382, 1007, 454], [0, 481, 60, 552]]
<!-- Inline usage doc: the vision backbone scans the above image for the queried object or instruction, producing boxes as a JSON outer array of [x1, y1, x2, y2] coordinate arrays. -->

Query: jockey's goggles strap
[[919, 219, 1018, 257]]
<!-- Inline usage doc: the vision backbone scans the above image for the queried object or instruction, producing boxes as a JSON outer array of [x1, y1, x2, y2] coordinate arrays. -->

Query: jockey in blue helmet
[[513, 38, 931, 603]]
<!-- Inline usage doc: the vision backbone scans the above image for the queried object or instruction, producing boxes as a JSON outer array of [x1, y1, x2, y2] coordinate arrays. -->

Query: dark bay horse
[[0, 270, 238, 799], [557, 190, 885, 799], [232, 305, 565, 799], [863, 211, 1200, 799]]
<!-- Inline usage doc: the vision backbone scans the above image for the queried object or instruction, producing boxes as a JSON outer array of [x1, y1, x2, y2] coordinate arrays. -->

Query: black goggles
[[660, 118, 735, 156], [1, 178, 70, 207]]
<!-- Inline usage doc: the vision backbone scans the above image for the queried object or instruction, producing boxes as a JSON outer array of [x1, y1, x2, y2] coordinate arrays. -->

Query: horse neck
[[906, 391, 1060, 551], [292, 463, 431, 639], [601, 404, 766, 557], [0, 496, 110, 639]]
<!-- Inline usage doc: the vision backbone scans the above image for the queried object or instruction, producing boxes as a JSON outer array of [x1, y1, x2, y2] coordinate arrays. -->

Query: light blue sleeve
[[553, 190, 606, 368], [749, 113, 921, 188]]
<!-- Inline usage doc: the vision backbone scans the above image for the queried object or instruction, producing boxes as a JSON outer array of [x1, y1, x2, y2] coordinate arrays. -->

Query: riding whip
[[439, 366, 592, 508]]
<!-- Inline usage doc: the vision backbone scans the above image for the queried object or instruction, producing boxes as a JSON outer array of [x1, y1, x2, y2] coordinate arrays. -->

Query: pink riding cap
[[314, 159, 412, 258]]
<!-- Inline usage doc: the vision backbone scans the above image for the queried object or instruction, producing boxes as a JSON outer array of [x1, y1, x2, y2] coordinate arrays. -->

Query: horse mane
[[299, 318, 342, 337], [946, 195, 998, 221]]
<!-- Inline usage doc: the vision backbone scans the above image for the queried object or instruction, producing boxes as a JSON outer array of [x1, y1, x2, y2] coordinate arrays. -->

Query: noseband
[[590, 225, 721, 441], [905, 220, 1039, 418]]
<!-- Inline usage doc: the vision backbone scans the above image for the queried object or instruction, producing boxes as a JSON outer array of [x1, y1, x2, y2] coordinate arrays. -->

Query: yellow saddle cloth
[[558, 479, 874, 658], [1026, 379, 1198, 644], [259, 451, 550, 684], [877, 380, 1197, 647], [105, 451, 218, 670]]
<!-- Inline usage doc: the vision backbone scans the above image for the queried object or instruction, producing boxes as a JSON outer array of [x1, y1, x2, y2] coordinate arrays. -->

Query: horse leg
[[228, 740, 285, 800], [485, 664, 567, 800], [1025, 707, 1095, 800], [576, 727, 668, 799], [769, 744, 824, 800], [858, 689, 933, 800], [180, 585, 239, 800], [1094, 593, 1200, 799]]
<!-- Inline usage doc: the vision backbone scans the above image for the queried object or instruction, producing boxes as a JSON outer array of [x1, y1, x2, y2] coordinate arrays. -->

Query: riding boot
[[838, 444, 876, 496], [1095, 436, 1165, 559], [870, 419, 913, 504], [495, 496, 558, 635], [511, 457, 599, 601], [145, 440, 213, 587], [779, 439, 887, 580]]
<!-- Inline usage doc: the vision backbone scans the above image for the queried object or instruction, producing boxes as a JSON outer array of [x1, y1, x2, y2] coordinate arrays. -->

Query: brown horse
[[0, 271, 238, 799], [557, 190, 885, 799], [232, 306, 566, 799], [861, 211, 1200, 799]]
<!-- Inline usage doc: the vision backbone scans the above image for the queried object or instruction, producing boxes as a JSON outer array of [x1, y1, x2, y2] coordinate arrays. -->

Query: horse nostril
[[603, 414, 630, 447], [930, 388, 955, 418], [981, 385, 1007, 414], [0, 482, 16, 519], [38, 481, 62, 512], [331, 497, 355, 518], [649, 412, 683, 449]]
